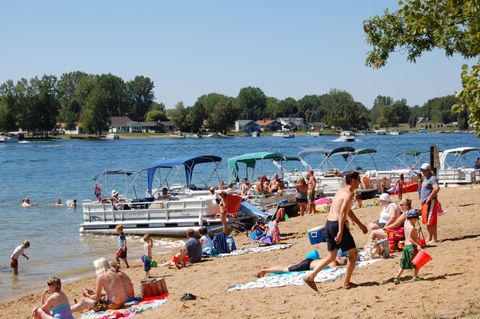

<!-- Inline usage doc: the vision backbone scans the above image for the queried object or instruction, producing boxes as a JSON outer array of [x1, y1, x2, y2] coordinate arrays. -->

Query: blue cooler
[[307, 226, 326, 245]]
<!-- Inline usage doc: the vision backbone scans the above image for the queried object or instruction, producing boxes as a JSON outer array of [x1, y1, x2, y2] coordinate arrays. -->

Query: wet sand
[[1, 186, 480, 319]]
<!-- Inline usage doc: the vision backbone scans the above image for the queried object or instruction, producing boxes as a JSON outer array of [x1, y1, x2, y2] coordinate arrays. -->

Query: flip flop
[[303, 277, 318, 291]]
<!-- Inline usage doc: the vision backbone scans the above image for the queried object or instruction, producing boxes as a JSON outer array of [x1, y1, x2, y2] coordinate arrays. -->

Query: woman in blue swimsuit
[[33, 277, 74, 319]]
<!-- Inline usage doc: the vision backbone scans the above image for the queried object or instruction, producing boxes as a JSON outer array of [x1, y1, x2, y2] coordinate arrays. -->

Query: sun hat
[[111, 190, 119, 196], [406, 209, 419, 219], [379, 193, 391, 202], [420, 163, 431, 170]]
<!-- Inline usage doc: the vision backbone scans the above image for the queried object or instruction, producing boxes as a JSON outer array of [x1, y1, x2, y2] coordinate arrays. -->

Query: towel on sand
[[80, 294, 168, 319], [226, 260, 380, 291], [218, 243, 293, 257]]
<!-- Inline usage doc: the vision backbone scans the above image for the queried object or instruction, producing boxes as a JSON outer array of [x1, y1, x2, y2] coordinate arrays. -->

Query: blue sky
[[0, 1, 471, 109]]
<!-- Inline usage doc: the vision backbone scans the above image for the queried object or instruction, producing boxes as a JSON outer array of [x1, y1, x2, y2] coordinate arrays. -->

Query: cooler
[[307, 226, 326, 245]]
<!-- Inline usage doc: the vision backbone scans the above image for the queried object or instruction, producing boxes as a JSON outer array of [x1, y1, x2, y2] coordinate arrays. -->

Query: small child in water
[[142, 234, 153, 277], [10, 240, 30, 275], [394, 210, 422, 284], [160, 247, 189, 269]]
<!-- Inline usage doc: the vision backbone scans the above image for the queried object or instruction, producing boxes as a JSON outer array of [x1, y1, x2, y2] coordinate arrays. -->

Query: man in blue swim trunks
[[303, 171, 368, 291]]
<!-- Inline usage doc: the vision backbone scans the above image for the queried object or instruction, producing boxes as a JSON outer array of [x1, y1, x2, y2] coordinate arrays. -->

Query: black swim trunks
[[324, 220, 356, 252], [288, 258, 314, 272]]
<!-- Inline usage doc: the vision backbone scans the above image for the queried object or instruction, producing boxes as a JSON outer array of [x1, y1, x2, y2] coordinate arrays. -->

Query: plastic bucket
[[412, 249, 432, 269], [306, 249, 320, 260], [225, 194, 242, 214]]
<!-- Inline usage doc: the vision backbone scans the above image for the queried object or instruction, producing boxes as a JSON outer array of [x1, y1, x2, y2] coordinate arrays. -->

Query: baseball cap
[[406, 209, 419, 219], [420, 163, 431, 170], [379, 193, 391, 202]]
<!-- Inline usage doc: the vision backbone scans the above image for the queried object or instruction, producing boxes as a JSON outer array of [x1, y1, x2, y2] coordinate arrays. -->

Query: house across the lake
[[234, 120, 260, 133], [110, 117, 177, 133], [255, 119, 282, 132]]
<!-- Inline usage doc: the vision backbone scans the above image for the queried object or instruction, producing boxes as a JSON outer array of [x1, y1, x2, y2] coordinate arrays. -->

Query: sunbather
[[256, 255, 346, 278], [71, 258, 126, 312]]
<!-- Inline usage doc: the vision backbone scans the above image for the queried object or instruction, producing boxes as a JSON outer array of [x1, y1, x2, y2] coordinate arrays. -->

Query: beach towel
[[226, 260, 380, 291], [80, 294, 168, 319], [218, 243, 293, 257]]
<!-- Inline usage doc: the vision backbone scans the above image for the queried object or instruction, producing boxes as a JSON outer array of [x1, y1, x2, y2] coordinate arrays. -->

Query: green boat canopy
[[228, 151, 285, 182]]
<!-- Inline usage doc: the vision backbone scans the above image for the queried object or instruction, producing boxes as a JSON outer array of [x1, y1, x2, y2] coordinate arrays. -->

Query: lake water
[[0, 133, 478, 301]]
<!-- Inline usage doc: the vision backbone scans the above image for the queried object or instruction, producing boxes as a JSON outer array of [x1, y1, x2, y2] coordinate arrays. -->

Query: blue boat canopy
[[146, 155, 222, 192]]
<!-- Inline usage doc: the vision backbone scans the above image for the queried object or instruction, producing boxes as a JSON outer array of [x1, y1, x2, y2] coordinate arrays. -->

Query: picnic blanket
[[217, 243, 293, 257], [226, 260, 380, 291], [80, 294, 168, 319]]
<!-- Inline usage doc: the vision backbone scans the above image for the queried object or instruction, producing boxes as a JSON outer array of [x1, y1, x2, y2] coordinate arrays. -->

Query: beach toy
[[285, 214, 289, 220], [306, 249, 320, 260], [418, 238, 426, 247], [412, 249, 432, 269], [151, 260, 158, 267]]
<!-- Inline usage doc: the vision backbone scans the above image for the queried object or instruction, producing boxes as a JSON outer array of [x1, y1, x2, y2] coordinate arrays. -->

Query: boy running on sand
[[10, 240, 30, 275], [303, 171, 368, 291], [142, 234, 153, 277], [115, 225, 129, 268], [394, 210, 422, 284]]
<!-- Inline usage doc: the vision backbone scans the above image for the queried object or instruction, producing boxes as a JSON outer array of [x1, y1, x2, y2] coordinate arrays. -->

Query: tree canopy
[[364, 0, 480, 134]]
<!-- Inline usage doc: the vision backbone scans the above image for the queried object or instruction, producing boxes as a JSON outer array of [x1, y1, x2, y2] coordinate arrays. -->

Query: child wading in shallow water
[[142, 234, 153, 277], [394, 210, 423, 284], [115, 225, 129, 268]]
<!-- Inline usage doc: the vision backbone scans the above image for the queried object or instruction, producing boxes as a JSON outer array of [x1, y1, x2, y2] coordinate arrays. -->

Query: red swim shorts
[[422, 200, 441, 226]]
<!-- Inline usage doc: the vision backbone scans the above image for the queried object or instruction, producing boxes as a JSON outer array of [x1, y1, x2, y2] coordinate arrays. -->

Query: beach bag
[[369, 239, 390, 259], [141, 277, 168, 298], [213, 232, 229, 254]]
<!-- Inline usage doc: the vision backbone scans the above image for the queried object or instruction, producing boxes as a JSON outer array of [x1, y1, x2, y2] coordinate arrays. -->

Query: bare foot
[[426, 241, 438, 246], [343, 282, 358, 289], [303, 277, 318, 291]]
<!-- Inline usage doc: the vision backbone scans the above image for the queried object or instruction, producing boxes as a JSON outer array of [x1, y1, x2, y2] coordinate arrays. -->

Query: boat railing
[[82, 198, 216, 223]]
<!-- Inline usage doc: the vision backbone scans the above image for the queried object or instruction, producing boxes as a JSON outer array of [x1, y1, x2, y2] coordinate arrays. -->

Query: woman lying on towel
[[255, 250, 347, 278]]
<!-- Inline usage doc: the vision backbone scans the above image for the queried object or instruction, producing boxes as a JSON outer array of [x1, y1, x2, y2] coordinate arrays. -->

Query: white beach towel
[[226, 259, 380, 291], [217, 243, 293, 257]]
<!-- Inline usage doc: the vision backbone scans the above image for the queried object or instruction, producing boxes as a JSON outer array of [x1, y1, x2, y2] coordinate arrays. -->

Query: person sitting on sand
[[199, 226, 214, 255], [394, 210, 423, 284], [367, 193, 401, 231], [109, 260, 135, 301], [159, 247, 190, 269], [367, 198, 411, 243], [71, 257, 126, 312], [185, 228, 202, 263], [32, 277, 74, 319]]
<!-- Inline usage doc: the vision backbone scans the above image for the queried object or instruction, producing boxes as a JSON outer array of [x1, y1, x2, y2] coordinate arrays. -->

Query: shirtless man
[[109, 260, 135, 300], [306, 169, 317, 214], [303, 171, 368, 291], [71, 258, 126, 312]]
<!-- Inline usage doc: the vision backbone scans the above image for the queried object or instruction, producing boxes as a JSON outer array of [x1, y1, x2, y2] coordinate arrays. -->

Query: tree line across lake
[[0, 71, 469, 135]]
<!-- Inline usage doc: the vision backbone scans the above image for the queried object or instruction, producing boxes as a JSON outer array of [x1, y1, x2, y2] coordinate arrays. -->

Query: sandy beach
[[2, 186, 480, 319]]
